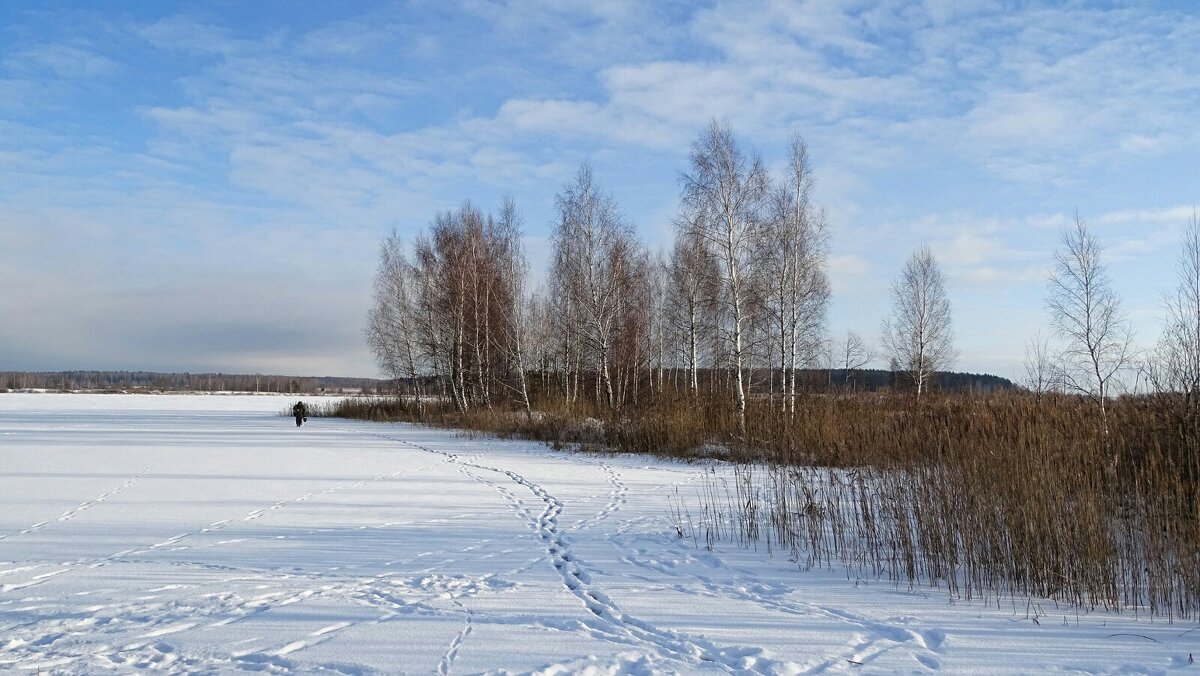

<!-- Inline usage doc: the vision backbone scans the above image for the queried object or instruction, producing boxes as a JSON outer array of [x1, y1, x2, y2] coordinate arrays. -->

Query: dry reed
[[322, 390, 1200, 620]]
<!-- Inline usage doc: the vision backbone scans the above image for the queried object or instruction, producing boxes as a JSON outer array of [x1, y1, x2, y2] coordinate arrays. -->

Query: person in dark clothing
[[292, 401, 307, 427]]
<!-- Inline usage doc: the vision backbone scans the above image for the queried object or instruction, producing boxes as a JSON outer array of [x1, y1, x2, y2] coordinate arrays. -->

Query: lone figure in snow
[[292, 401, 307, 427]]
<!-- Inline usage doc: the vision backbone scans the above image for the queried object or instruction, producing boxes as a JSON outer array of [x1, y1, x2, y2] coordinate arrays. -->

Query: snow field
[[0, 393, 1192, 674]]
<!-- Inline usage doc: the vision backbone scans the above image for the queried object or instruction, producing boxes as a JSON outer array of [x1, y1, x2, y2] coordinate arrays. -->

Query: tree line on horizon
[[0, 371, 386, 394]]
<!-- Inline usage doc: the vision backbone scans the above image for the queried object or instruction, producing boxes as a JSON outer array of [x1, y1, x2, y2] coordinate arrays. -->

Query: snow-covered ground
[[0, 393, 1190, 674]]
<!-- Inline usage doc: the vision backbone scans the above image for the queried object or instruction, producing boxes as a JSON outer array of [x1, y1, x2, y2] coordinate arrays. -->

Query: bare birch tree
[[646, 251, 669, 395], [612, 251, 652, 407], [837, 330, 874, 372], [369, 202, 526, 414], [412, 224, 468, 410], [667, 224, 719, 396], [548, 239, 583, 404], [834, 329, 875, 390], [527, 290, 558, 397], [1047, 216, 1133, 441], [680, 119, 769, 434], [762, 133, 830, 414], [495, 197, 533, 420], [1022, 330, 1055, 400], [1146, 213, 1200, 448], [549, 164, 641, 410], [366, 230, 424, 402], [881, 246, 956, 398], [462, 205, 494, 409], [1150, 214, 1200, 392]]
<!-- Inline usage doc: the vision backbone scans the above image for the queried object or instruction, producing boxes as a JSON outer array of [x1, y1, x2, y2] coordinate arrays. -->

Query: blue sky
[[2, 0, 1197, 379]]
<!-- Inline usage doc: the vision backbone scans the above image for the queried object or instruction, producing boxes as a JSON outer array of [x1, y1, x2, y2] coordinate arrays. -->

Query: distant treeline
[[0, 371, 392, 394], [807, 368, 1015, 393]]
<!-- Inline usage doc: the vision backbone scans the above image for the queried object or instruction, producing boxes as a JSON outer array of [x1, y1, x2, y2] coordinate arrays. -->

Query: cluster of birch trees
[[365, 199, 533, 416], [365, 113, 1200, 434], [366, 121, 842, 427]]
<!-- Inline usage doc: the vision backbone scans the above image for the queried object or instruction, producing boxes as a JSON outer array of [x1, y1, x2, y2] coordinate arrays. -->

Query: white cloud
[[138, 16, 251, 56], [1094, 206, 1197, 227], [827, 254, 873, 298], [6, 43, 119, 78], [829, 253, 870, 276], [4, 2, 1197, 377], [1106, 224, 1188, 263], [964, 91, 1078, 149]]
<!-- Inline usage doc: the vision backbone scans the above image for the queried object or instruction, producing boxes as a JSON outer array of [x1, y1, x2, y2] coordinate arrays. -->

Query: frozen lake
[[0, 393, 1188, 674]]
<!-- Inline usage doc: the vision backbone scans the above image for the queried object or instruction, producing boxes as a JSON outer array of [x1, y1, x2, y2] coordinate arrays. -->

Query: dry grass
[[322, 389, 1200, 620]]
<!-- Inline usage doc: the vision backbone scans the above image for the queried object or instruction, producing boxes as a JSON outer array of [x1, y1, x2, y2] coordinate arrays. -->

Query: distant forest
[[0, 371, 390, 394], [0, 369, 1015, 395]]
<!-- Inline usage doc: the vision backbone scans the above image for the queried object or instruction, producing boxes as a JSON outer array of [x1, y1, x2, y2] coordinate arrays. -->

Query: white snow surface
[[0, 393, 1191, 674]]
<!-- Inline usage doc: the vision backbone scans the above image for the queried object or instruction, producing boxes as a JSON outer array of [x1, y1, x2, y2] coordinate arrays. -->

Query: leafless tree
[[422, 208, 474, 411], [666, 224, 719, 396], [1146, 213, 1200, 441], [549, 164, 642, 410], [365, 229, 425, 407], [838, 330, 875, 372], [680, 119, 769, 434], [462, 205, 495, 409], [527, 289, 558, 396], [646, 251, 669, 395], [613, 250, 653, 407], [834, 330, 875, 390], [495, 197, 533, 420], [1047, 216, 1133, 440], [1022, 330, 1055, 400], [368, 202, 526, 414], [881, 246, 956, 398], [761, 133, 830, 413], [548, 240, 583, 404]]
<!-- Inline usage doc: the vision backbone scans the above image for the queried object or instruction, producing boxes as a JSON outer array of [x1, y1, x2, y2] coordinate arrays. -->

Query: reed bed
[[324, 390, 1200, 620]]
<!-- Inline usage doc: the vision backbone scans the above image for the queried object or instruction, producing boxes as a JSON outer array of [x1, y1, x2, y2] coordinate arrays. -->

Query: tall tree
[[369, 203, 523, 414], [762, 133, 830, 414], [1047, 216, 1133, 440], [680, 119, 769, 434], [1149, 214, 1200, 399], [881, 246, 956, 398], [646, 251, 669, 395], [365, 230, 424, 401], [1140, 213, 1200, 467], [549, 164, 642, 410], [462, 205, 495, 409], [667, 225, 719, 396], [495, 197, 533, 420]]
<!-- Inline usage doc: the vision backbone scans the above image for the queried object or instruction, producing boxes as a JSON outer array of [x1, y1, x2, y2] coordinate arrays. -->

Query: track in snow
[[396, 436, 807, 674]]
